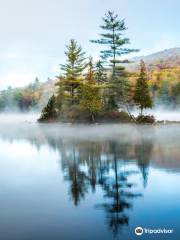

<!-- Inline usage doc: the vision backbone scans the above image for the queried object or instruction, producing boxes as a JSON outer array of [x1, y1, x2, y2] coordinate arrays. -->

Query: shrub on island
[[136, 115, 155, 124]]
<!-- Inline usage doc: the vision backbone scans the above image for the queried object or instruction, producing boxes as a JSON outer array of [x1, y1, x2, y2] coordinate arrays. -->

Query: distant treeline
[[148, 68, 180, 108], [0, 78, 54, 112]]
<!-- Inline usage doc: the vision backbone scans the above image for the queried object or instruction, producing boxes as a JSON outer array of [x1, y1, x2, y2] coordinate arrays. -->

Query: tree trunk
[[112, 27, 116, 78], [91, 113, 95, 123], [71, 85, 74, 104]]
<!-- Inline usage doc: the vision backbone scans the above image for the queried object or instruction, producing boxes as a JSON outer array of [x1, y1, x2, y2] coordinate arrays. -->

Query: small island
[[38, 11, 154, 124]]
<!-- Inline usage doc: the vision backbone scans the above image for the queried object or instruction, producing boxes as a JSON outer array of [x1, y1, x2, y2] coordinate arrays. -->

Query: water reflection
[[0, 123, 180, 239], [135, 131, 153, 188], [57, 135, 153, 236]]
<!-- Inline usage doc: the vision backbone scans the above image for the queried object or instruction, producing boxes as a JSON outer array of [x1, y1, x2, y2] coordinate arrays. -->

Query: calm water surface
[[0, 121, 180, 240]]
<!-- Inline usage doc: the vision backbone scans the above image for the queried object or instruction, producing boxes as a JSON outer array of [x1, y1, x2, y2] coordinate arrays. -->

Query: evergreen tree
[[55, 76, 65, 112], [91, 11, 138, 110], [86, 57, 95, 83], [95, 60, 107, 84], [60, 39, 87, 104], [80, 58, 103, 122], [91, 11, 138, 77], [38, 95, 57, 122], [110, 66, 132, 110], [134, 60, 153, 116], [95, 59, 108, 109]]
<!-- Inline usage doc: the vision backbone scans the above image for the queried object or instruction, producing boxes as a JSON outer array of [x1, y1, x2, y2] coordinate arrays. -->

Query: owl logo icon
[[135, 227, 144, 236]]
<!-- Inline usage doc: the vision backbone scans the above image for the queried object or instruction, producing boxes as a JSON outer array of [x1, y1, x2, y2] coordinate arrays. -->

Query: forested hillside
[[127, 47, 180, 71], [0, 78, 54, 112]]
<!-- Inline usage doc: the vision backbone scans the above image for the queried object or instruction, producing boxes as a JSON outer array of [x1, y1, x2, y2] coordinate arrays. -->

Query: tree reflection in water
[[61, 144, 89, 206], [56, 128, 154, 237], [135, 128, 154, 188]]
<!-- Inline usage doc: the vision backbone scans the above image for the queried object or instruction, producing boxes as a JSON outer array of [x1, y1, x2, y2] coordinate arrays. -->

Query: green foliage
[[80, 84, 103, 122], [143, 67, 180, 108], [95, 60, 107, 84], [38, 95, 57, 122], [91, 11, 138, 76], [134, 60, 153, 115], [80, 58, 103, 122], [0, 78, 45, 112], [91, 11, 138, 111], [99, 110, 132, 123], [55, 76, 65, 112], [59, 105, 87, 123], [60, 39, 87, 104], [108, 67, 132, 110], [85, 57, 95, 83]]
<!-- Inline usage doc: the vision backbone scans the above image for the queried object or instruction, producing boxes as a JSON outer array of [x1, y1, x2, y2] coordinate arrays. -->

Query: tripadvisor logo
[[134, 226, 174, 236], [135, 227, 143, 236]]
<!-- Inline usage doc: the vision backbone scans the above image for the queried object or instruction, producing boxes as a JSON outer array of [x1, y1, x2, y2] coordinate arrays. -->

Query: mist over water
[[0, 112, 39, 123], [132, 108, 180, 121], [149, 108, 180, 121], [0, 106, 180, 126]]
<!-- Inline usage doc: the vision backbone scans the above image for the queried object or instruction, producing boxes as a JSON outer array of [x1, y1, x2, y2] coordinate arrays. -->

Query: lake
[[0, 120, 180, 240]]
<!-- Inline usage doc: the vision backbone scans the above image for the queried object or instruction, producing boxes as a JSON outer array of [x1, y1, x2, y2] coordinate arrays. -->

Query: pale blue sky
[[0, 0, 179, 89]]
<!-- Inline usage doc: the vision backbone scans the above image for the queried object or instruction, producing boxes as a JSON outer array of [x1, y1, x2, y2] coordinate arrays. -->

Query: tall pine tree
[[91, 11, 138, 77], [60, 39, 87, 104], [91, 11, 138, 110], [134, 60, 153, 116]]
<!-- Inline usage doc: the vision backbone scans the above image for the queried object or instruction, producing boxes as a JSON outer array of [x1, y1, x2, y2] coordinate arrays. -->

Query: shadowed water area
[[0, 120, 180, 240]]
